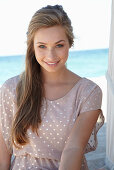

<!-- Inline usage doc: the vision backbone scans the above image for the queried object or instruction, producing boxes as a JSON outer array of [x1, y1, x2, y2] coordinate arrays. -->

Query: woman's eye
[[38, 45, 46, 48], [56, 44, 64, 48]]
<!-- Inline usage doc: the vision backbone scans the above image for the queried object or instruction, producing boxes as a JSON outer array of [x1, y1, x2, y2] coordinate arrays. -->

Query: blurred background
[[0, 0, 111, 85]]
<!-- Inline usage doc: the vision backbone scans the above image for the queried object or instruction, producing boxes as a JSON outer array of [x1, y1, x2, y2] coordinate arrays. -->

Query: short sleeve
[[79, 81, 105, 153], [80, 85, 102, 113], [0, 82, 15, 154]]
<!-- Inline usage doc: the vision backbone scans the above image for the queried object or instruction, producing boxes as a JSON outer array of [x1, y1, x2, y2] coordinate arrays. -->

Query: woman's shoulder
[[67, 71, 102, 95], [1, 75, 20, 89], [69, 71, 101, 90], [78, 77, 102, 98], [0, 75, 20, 96], [68, 71, 99, 88], [81, 77, 101, 89]]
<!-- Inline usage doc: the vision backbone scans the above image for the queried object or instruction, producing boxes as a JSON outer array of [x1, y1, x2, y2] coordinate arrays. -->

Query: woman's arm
[[59, 109, 101, 170], [0, 130, 12, 170], [59, 147, 84, 170]]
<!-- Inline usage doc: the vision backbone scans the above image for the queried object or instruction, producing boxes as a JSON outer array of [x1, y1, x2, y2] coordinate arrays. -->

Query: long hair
[[11, 4, 74, 148]]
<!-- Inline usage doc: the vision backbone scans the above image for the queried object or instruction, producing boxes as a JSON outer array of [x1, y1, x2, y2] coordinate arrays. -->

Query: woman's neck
[[42, 66, 69, 85]]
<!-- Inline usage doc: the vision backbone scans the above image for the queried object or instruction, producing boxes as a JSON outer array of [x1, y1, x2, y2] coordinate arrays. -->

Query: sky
[[0, 0, 112, 56]]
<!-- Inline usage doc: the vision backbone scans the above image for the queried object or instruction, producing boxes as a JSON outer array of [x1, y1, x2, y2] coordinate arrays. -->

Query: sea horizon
[[0, 48, 109, 85], [0, 47, 109, 57]]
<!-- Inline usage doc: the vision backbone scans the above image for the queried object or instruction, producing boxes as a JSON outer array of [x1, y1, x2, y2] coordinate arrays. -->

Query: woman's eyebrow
[[35, 40, 65, 44], [35, 42, 46, 44], [55, 40, 65, 44]]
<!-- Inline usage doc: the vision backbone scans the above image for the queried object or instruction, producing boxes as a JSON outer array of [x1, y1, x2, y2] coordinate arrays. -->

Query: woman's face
[[33, 25, 70, 73]]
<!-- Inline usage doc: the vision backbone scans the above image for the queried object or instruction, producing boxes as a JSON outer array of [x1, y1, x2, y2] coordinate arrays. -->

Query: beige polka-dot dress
[[0, 75, 104, 170]]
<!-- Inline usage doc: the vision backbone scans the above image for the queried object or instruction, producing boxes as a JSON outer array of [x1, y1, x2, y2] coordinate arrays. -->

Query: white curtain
[[106, 0, 114, 168]]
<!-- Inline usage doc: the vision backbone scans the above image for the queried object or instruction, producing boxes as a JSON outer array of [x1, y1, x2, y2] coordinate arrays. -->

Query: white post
[[106, 0, 114, 168]]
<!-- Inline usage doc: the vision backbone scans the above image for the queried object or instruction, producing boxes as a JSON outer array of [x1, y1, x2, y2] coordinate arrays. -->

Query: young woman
[[0, 5, 104, 170]]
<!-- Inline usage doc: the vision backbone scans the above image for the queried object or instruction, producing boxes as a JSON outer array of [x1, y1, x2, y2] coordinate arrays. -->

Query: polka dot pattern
[[0, 76, 104, 170]]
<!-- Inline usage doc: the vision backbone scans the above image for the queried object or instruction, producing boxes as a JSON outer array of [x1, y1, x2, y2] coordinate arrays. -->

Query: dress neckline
[[45, 77, 85, 102]]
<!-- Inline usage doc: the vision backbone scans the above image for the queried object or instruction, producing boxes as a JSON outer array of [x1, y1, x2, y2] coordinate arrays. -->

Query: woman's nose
[[46, 49, 56, 60]]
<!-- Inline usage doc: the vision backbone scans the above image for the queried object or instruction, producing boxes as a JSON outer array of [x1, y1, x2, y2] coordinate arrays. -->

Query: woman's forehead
[[34, 25, 68, 43]]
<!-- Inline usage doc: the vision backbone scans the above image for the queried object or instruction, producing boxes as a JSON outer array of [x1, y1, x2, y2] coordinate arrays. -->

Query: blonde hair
[[11, 4, 74, 148]]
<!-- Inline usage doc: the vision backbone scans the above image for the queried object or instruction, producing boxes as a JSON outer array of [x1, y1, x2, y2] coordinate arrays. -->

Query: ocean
[[0, 48, 108, 85]]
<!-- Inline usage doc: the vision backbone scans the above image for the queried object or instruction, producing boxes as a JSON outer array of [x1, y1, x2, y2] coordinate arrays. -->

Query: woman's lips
[[44, 61, 60, 66]]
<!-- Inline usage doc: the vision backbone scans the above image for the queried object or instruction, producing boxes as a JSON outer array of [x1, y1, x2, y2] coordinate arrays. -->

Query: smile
[[45, 61, 60, 66]]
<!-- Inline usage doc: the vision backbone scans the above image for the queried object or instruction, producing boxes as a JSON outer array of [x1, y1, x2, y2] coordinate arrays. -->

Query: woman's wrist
[[59, 147, 84, 170]]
